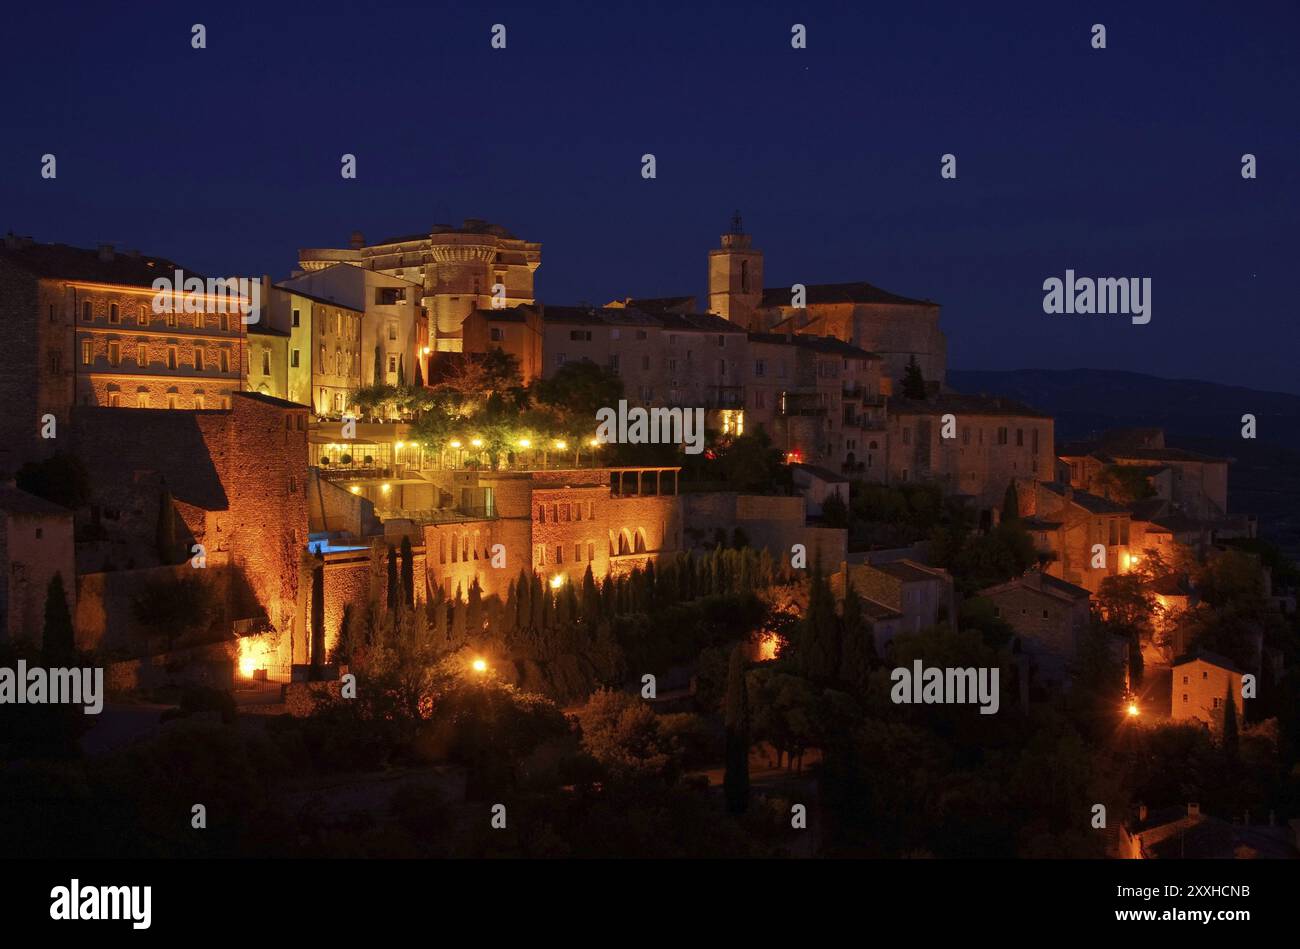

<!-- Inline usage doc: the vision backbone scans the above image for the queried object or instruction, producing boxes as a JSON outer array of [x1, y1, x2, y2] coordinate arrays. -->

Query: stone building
[[1171, 650, 1245, 729], [703, 216, 946, 390], [68, 392, 310, 646], [1059, 429, 1230, 523], [420, 466, 684, 600], [263, 286, 363, 417], [298, 221, 540, 354], [0, 484, 75, 646], [0, 235, 245, 474], [886, 393, 1055, 512], [831, 559, 955, 652], [278, 263, 426, 390], [1020, 480, 1136, 593], [974, 571, 1092, 688]]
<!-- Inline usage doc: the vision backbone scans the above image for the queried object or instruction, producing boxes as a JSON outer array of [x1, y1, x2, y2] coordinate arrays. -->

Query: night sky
[[2, 1, 1296, 392]]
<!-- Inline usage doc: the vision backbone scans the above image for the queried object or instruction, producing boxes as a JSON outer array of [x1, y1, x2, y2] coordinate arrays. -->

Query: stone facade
[[1021, 481, 1135, 593], [0, 485, 75, 645], [298, 221, 540, 354], [1171, 652, 1245, 729], [887, 394, 1055, 511], [975, 571, 1092, 688]]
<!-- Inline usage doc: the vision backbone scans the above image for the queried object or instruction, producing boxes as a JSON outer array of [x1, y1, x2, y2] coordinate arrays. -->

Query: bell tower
[[708, 211, 763, 329]]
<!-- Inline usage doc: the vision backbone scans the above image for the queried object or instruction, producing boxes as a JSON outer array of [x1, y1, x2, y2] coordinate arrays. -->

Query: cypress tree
[[398, 354, 406, 386], [503, 578, 519, 635], [1002, 480, 1020, 523], [530, 573, 545, 630], [414, 359, 424, 388], [516, 569, 532, 630], [581, 564, 599, 623], [901, 355, 927, 399], [451, 584, 467, 643], [1222, 682, 1240, 759], [432, 586, 448, 641], [311, 557, 326, 672], [839, 576, 873, 688], [373, 345, 383, 386], [723, 644, 751, 815], [399, 536, 415, 608], [467, 577, 483, 636], [41, 572, 76, 665], [386, 545, 398, 611]]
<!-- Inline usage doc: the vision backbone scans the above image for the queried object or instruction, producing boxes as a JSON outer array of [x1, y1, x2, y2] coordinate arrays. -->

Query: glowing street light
[[549, 574, 565, 590], [471, 657, 488, 674], [349, 485, 362, 495], [1126, 702, 1140, 718], [470, 437, 483, 448], [421, 346, 431, 356], [517, 437, 531, 449], [449, 439, 462, 449], [380, 482, 391, 494], [553, 439, 567, 451]]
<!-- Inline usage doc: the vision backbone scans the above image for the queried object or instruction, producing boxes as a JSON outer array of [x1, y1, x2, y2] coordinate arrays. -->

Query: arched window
[[618, 529, 632, 556], [634, 528, 647, 553]]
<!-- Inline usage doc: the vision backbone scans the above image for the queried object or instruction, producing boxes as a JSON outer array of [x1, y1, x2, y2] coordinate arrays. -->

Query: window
[[717, 359, 726, 375], [609, 354, 619, 374], [388, 324, 397, 341], [166, 312, 178, 328], [538, 506, 545, 523], [575, 543, 582, 561], [740, 260, 749, 292], [262, 351, 271, 376], [292, 308, 300, 327], [902, 428, 912, 446], [755, 359, 766, 377], [555, 352, 567, 367], [194, 395, 205, 410], [993, 606, 1001, 618], [490, 328, 504, 341], [81, 340, 92, 365], [610, 328, 620, 340], [291, 349, 300, 368], [105, 303, 118, 324], [717, 334, 725, 347], [48, 304, 56, 323], [220, 350, 229, 373], [1202, 671, 1208, 680], [1016, 428, 1024, 447], [167, 346, 177, 370], [82, 301, 92, 321], [1182, 693, 1188, 703], [137, 391, 149, 408], [636, 330, 647, 340], [106, 393, 120, 407], [195, 349, 205, 371], [220, 314, 229, 331], [167, 395, 178, 409], [108, 341, 120, 366], [556, 545, 563, 564], [48, 351, 61, 374], [997, 427, 1009, 445], [1042, 609, 1049, 619], [138, 305, 148, 324], [1182, 675, 1189, 685], [569, 330, 592, 341], [388, 356, 397, 372], [1212, 697, 1223, 709], [587, 541, 594, 562]]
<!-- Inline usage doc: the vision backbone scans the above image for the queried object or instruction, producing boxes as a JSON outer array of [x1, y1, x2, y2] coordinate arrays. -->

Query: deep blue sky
[[2, 1, 1296, 392]]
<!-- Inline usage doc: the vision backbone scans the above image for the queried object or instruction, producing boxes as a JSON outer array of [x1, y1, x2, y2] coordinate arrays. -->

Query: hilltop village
[[0, 217, 1295, 859]]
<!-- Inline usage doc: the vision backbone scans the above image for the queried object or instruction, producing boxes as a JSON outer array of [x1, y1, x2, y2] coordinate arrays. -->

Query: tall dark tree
[[1222, 682, 1240, 759], [800, 554, 840, 679], [414, 359, 424, 388], [373, 345, 384, 386], [451, 584, 467, 642], [723, 645, 751, 815], [1002, 480, 1020, 523], [581, 564, 600, 622], [41, 572, 76, 665], [467, 577, 483, 636], [386, 544, 399, 612], [901, 355, 927, 399], [399, 536, 415, 608], [310, 556, 326, 672], [398, 354, 406, 386], [839, 576, 873, 688]]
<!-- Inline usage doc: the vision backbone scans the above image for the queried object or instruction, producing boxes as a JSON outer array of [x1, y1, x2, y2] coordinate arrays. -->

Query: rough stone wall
[[983, 587, 1088, 685], [0, 509, 75, 645]]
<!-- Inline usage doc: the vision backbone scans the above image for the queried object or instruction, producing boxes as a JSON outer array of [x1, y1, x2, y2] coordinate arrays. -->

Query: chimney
[[1138, 803, 1148, 822], [349, 230, 365, 250], [97, 243, 115, 262], [1187, 802, 1200, 819], [4, 231, 18, 250]]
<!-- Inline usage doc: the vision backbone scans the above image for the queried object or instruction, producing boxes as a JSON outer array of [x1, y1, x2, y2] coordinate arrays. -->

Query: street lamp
[[471, 657, 488, 674]]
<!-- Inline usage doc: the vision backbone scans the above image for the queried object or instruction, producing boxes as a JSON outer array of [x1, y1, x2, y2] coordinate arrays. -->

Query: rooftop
[[0, 484, 71, 517], [888, 391, 1052, 419], [748, 332, 879, 359], [0, 236, 200, 288], [760, 281, 936, 309]]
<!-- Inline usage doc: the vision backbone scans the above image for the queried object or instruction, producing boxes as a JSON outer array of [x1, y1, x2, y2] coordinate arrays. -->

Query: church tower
[[708, 211, 763, 329]]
